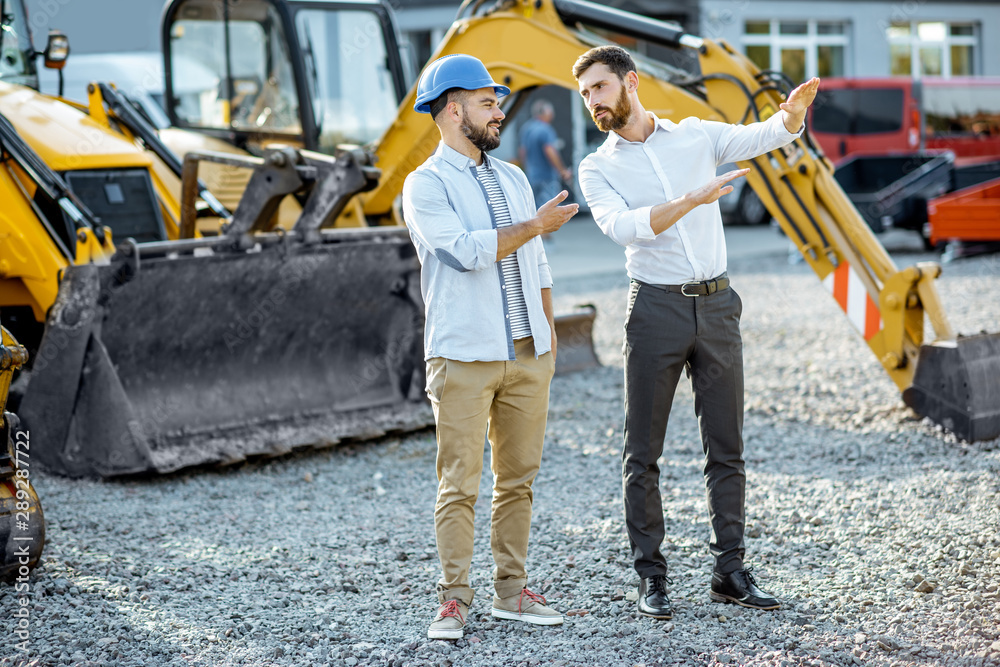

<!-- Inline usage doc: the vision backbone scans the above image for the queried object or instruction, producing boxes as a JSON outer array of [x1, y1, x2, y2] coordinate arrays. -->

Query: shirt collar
[[435, 141, 488, 170], [604, 112, 676, 149]]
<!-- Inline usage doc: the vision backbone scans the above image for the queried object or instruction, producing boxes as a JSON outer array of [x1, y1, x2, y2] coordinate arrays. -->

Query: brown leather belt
[[641, 273, 730, 297]]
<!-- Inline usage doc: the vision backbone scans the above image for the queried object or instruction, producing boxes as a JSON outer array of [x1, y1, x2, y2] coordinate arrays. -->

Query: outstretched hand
[[780, 77, 820, 133], [648, 168, 750, 235], [689, 168, 750, 207]]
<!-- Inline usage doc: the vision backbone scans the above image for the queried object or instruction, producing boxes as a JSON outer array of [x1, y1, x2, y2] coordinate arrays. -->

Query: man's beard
[[593, 86, 632, 133], [461, 109, 501, 152]]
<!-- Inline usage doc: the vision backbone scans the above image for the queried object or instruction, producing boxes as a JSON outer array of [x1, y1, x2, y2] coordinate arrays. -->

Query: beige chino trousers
[[426, 337, 555, 606]]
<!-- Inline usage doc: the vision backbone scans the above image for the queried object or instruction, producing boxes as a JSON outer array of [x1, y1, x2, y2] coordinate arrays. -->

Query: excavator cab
[[161, 0, 407, 155]]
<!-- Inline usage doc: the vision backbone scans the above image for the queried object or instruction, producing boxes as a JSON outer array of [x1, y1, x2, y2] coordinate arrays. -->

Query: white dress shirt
[[578, 112, 802, 284]]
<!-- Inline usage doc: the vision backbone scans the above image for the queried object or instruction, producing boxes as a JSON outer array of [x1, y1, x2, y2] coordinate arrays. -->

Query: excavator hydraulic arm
[[360, 0, 999, 441]]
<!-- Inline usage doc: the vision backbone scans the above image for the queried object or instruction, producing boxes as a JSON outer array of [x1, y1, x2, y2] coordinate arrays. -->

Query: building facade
[[25, 1, 1000, 81], [700, 0, 1000, 82]]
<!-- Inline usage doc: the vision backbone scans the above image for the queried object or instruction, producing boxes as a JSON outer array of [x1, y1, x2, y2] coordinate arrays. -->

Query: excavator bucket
[[22, 228, 429, 478], [903, 334, 1000, 442], [21, 148, 431, 478]]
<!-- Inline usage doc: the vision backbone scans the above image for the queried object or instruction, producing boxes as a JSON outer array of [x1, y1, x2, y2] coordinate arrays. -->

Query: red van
[[809, 77, 1000, 164]]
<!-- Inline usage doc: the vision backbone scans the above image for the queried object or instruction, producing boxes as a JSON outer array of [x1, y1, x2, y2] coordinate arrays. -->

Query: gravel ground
[[3, 242, 1000, 667]]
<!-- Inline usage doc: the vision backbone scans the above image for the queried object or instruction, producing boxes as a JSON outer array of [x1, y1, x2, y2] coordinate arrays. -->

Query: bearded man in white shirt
[[574, 45, 819, 619]]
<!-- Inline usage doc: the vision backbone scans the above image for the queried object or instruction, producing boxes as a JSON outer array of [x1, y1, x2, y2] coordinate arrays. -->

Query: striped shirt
[[474, 162, 531, 339], [402, 142, 553, 362]]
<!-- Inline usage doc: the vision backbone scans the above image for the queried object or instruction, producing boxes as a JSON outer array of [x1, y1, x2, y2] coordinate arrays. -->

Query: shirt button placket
[[646, 144, 700, 272]]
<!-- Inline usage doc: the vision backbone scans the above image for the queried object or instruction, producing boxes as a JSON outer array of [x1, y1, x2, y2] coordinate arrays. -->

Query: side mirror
[[43, 31, 70, 70]]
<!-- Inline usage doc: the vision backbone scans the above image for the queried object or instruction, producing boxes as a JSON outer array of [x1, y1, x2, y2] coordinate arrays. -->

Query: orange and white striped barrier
[[822, 262, 882, 341]]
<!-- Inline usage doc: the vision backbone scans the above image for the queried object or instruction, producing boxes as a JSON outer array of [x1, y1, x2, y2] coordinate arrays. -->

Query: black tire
[[737, 185, 770, 225]]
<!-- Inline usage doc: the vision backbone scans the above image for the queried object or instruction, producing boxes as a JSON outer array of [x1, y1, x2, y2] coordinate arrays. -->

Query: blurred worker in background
[[519, 98, 574, 208]]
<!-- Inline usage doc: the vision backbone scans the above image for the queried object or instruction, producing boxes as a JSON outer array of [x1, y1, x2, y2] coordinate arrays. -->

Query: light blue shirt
[[402, 142, 553, 362], [579, 112, 802, 284]]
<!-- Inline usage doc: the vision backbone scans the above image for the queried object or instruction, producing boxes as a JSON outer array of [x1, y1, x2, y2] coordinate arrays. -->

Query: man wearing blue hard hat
[[402, 53, 578, 640]]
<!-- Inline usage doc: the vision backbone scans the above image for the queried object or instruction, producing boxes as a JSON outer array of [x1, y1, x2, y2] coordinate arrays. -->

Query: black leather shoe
[[637, 575, 674, 619], [710, 567, 780, 610]]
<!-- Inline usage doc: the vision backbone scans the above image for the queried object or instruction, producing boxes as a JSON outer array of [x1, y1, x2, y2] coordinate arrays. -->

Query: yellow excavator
[[158, 0, 998, 441], [2, 106, 431, 477]]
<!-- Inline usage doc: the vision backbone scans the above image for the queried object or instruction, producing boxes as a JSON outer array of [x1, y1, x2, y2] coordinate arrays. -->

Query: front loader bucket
[[903, 333, 1000, 442], [21, 228, 431, 478]]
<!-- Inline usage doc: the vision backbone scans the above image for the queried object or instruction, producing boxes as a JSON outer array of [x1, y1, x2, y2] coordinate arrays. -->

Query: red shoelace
[[438, 599, 465, 621], [518, 588, 547, 613]]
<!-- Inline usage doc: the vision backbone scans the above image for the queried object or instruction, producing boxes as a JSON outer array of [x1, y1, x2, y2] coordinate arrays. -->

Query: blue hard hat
[[414, 54, 511, 114]]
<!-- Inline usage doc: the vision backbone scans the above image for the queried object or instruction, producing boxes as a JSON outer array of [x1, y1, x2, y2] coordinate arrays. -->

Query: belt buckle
[[680, 281, 701, 297]]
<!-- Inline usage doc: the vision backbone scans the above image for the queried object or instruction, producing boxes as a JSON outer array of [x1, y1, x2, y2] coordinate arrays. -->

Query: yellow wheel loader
[[0, 105, 430, 478], [0, 0, 430, 478], [159, 0, 999, 441], [159, 0, 600, 361]]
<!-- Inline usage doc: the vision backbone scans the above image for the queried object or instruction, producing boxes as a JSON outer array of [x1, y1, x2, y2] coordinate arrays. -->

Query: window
[[0, 0, 37, 87], [923, 82, 1000, 136], [887, 21, 978, 77], [812, 88, 904, 135], [742, 20, 849, 83], [854, 89, 905, 134], [812, 89, 852, 134], [170, 2, 302, 135], [295, 9, 398, 150]]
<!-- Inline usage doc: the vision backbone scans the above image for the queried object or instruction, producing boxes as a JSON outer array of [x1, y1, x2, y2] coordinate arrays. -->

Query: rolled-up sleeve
[[578, 157, 656, 247], [403, 171, 498, 272], [535, 237, 553, 289], [703, 112, 804, 165]]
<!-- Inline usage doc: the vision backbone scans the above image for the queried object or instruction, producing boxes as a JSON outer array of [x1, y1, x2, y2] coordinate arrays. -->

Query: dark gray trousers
[[622, 279, 746, 578]]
